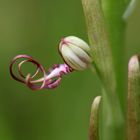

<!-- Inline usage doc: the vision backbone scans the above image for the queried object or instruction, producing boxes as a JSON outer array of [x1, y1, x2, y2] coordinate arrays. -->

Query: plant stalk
[[81, 0, 125, 139]]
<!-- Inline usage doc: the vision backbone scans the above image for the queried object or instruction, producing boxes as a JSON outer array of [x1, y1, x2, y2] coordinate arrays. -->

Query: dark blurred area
[[0, 0, 139, 140]]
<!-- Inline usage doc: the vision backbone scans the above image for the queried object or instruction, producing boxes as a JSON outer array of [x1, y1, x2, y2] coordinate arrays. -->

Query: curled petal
[[10, 54, 48, 90], [10, 54, 73, 90], [10, 55, 46, 81], [25, 74, 47, 90], [45, 77, 62, 89]]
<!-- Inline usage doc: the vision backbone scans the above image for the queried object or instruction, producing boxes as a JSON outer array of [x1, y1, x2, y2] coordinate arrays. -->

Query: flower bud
[[59, 36, 92, 71]]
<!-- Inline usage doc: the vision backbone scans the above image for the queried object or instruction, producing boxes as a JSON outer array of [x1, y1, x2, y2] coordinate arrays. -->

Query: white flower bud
[[59, 36, 92, 71]]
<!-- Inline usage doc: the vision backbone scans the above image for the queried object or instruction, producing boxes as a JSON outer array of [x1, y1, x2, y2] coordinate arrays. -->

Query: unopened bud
[[59, 36, 92, 71]]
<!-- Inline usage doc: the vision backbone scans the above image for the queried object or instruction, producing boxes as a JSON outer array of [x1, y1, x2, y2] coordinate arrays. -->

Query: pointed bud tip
[[129, 55, 140, 72], [91, 96, 102, 109]]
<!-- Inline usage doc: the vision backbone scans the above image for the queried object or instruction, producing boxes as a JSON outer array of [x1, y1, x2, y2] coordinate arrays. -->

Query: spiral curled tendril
[[10, 54, 73, 90]]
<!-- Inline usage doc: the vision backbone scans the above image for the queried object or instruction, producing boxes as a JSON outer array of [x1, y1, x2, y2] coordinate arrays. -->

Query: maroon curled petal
[[9, 54, 47, 90], [18, 60, 28, 78], [25, 74, 46, 91], [10, 54, 33, 83]]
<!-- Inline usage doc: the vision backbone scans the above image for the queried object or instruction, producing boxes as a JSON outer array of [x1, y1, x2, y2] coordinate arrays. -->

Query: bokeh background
[[0, 0, 139, 140]]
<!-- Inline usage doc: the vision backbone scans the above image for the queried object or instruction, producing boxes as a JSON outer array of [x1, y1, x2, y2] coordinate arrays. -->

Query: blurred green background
[[0, 0, 140, 140]]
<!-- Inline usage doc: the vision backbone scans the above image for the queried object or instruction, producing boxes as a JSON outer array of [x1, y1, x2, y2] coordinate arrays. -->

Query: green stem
[[101, 0, 126, 112], [81, 0, 124, 139], [127, 55, 140, 140], [82, 0, 116, 90]]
